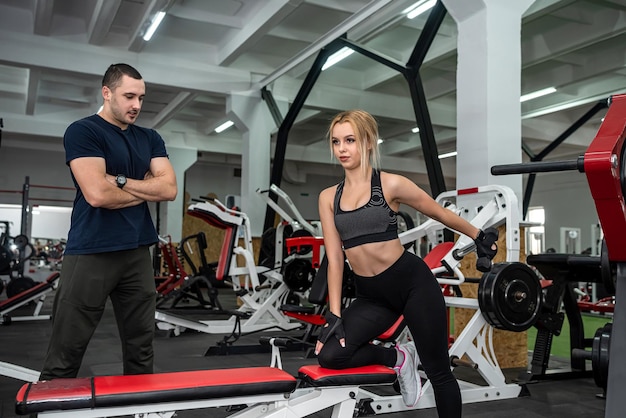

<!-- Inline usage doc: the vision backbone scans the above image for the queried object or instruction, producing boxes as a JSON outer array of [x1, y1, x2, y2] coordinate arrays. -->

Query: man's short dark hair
[[102, 63, 143, 90]]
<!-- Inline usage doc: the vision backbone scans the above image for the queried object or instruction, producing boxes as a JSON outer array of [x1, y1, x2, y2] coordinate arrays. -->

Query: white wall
[[184, 163, 245, 207], [0, 204, 22, 237], [31, 205, 72, 240], [0, 147, 73, 208], [528, 171, 598, 253]]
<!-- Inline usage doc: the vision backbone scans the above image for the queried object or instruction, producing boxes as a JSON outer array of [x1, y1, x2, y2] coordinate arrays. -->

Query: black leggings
[[317, 251, 461, 418]]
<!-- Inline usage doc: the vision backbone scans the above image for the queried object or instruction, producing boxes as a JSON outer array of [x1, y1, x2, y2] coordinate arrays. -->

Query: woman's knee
[[317, 344, 353, 369]]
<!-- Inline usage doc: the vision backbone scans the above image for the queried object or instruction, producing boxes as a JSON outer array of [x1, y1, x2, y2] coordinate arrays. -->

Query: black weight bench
[[1, 272, 59, 324]]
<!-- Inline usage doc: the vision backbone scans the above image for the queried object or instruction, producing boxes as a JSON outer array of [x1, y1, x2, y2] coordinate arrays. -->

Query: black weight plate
[[600, 239, 616, 296], [592, 323, 611, 391], [13, 234, 29, 250], [478, 262, 542, 332], [6, 276, 37, 298], [283, 258, 314, 292]]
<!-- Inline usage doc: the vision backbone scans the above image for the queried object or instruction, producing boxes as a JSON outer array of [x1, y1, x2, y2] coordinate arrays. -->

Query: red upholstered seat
[[298, 364, 396, 387], [16, 367, 296, 415], [422, 241, 455, 269]]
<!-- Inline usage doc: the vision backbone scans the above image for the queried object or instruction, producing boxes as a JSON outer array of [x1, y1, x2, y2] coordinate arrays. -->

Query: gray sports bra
[[333, 170, 398, 249]]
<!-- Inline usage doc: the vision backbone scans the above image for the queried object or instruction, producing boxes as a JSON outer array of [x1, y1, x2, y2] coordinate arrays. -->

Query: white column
[[163, 146, 197, 242], [227, 92, 275, 236], [443, 0, 534, 205]]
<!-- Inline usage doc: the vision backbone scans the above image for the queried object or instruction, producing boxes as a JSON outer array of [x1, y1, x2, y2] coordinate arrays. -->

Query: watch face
[[117, 175, 126, 187]]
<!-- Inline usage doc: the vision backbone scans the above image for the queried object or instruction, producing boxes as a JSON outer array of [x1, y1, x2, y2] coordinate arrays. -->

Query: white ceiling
[[0, 0, 625, 184]]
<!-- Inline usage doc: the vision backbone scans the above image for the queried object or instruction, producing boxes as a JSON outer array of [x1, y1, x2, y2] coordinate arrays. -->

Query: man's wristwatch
[[115, 174, 127, 189]]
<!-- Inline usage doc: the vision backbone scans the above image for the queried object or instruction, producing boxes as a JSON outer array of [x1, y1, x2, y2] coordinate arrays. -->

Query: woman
[[315, 109, 497, 418]]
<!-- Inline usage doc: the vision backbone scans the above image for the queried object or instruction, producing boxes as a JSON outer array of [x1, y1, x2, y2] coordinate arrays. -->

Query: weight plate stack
[[592, 323, 612, 391]]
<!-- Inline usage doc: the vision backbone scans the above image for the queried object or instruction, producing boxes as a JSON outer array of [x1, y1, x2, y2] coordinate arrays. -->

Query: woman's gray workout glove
[[474, 227, 498, 272], [318, 311, 345, 344]]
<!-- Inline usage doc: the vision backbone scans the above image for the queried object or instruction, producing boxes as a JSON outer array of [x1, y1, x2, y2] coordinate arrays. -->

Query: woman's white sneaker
[[394, 341, 422, 407]]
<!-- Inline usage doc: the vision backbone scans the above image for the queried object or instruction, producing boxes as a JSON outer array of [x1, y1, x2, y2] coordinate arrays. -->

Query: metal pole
[[21, 176, 30, 236]]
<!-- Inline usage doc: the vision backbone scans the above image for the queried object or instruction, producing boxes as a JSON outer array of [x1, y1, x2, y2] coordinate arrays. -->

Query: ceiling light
[[322, 47, 354, 71], [411, 127, 420, 133], [143, 11, 166, 41], [404, 0, 437, 19], [214, 120, 234, 133], [520, 87, 557, 103], [377, 138, 384, 144], [438, 151, 457, 159]]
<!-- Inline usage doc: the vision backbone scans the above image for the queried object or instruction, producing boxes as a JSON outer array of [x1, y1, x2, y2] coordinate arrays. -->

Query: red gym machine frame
[[493, 93, 626, 418], [582, 93, 626, 418]]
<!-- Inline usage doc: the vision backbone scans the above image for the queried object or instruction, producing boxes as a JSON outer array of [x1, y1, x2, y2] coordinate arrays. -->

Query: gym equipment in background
[[154, 186, 321, 351], [0, 272, 59, 325]]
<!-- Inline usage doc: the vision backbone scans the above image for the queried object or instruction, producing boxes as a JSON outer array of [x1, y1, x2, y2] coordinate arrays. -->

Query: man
[[40, 63, 177, 380]]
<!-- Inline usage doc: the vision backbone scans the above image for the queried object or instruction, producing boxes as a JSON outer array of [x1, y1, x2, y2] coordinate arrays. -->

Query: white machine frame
[[369, 184, 524, 412]]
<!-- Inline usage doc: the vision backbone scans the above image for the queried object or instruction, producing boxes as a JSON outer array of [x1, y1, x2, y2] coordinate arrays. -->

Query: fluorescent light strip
[[404, 0, 437, 19], [520, 87, 556, 103], [215, 120, 234, 133], [322, 47, 354, 71], [438, 151, 457, 159], [143, 11, 166, 41]]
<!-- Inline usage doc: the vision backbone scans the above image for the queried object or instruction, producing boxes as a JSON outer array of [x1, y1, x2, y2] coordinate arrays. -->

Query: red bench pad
[[298, 364, 396, 387], [16, 367, 296, 415], [422, 241, 455, 269]]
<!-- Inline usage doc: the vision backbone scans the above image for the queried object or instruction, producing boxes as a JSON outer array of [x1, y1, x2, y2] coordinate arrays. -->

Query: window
[[526, 207, 545, 255]]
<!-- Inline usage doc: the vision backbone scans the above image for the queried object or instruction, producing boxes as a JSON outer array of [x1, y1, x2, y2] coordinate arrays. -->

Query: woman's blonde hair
[[328, 109, 381, 175]]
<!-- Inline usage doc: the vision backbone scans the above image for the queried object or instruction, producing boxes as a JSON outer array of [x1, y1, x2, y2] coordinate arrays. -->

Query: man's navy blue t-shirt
[[64, 114, 168, 255]]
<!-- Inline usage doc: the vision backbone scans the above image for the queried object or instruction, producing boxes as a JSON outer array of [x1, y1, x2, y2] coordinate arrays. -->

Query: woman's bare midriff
[[344, 238, 405, 277]]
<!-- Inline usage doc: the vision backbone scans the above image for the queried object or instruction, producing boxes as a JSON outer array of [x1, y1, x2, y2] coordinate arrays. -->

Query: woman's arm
[[385, 172, 480, 239], [318, 186, 345, 316], [315, 186, 347, 354]]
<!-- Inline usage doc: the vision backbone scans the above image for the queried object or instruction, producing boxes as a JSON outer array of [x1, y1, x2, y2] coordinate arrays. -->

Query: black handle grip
[[491, 156, 585, 175], [259, 336, 293, 347]]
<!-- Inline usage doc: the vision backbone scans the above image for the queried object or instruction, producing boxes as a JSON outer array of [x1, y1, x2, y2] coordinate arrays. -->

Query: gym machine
[[0, 223, 57, 325], [492, 93, 626, 418], [154, 185, 322, 353], [154, 196, 304, 337], [518, 249, 613, 387], [0, 272, 59, 325]]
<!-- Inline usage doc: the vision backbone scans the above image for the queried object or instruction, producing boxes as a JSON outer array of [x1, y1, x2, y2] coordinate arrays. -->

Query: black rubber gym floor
[[0, 280, 607, 418]]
